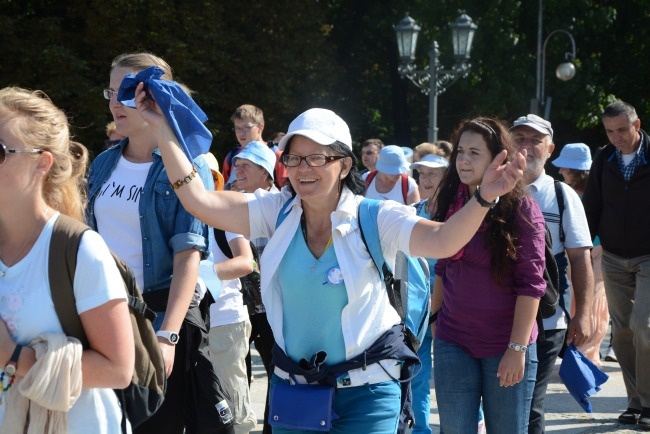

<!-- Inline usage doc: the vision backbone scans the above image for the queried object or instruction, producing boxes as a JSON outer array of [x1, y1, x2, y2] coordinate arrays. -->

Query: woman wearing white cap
[[364, 145, 420, 205], [136, 89, 526, 432], [552, 143, 609, 366]]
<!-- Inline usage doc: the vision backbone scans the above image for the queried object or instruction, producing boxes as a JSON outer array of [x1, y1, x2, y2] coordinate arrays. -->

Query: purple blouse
[[434, 195, 546, 358]]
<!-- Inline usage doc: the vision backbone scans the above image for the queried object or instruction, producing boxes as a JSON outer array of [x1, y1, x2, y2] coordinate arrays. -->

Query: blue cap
[[375, 145, 409, 175], [552, 143, 592, 171], [232, 141, 277, 180]]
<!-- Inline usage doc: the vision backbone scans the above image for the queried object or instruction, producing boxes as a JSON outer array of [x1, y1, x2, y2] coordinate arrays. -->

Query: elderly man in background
[[510, 114, 594, 434]]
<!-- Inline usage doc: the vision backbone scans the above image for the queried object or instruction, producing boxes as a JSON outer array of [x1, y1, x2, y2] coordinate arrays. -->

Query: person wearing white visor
[[410, 153, 449, 205]]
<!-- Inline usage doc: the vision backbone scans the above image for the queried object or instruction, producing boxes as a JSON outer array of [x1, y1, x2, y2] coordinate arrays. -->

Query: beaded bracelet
[[0, 370, 15, 392], [170, 166, 198, 190]]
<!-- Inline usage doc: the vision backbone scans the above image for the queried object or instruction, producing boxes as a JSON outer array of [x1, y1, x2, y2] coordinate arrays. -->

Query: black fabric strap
[[554, 180, 566, 243], [214, 229, 233, 259]]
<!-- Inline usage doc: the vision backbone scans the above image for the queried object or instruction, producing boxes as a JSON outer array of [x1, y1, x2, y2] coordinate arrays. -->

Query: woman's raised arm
[[135, 82, 251, 236], [410, 149, 526, 259]]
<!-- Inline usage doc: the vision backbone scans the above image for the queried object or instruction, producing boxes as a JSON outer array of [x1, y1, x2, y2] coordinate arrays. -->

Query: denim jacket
[[86, 140, 211, 295]]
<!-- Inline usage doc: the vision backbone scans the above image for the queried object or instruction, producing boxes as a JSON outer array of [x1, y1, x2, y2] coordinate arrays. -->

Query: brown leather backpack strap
[[48, 214, 90, 348]]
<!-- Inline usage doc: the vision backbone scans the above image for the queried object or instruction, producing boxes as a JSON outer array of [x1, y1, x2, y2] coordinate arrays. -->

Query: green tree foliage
[[1, 0, 647, 162]]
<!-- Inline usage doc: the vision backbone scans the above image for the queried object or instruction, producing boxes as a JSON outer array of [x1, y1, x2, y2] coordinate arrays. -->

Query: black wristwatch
[[4, 344, 23, 377], [428, 311, 439, 325], [474, 187, 499, 209]]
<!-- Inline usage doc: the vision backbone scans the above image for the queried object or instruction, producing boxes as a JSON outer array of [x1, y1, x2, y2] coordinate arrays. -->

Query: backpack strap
[[554, 180, 566, 243], [364, 170, 378, 191], [214, 229, 234, 259], [401, 173, 409, 203], [358, 199, 387, 277], [275, 193, 297, 229], [357, 199, 403, 311], [48, 214, 90, 348]]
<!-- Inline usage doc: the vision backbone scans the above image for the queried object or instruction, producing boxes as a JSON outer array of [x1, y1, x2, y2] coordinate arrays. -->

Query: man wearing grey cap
[[511, 114, 594, 434], [583, 101, 650, 429]]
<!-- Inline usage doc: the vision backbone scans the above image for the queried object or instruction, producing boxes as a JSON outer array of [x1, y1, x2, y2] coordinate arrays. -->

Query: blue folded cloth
[[559, 343, 609, 412], [117, 66, 212, 160]]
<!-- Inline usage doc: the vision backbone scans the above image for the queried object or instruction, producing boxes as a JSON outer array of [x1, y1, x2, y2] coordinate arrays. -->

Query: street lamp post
[[395, 12, 477, 142], [532, 0, 577, 118]]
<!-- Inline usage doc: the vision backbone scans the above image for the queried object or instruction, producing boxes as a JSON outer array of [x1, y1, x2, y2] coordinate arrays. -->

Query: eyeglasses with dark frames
[[0, 143, 44, 165], [281, 154, 346, 167]]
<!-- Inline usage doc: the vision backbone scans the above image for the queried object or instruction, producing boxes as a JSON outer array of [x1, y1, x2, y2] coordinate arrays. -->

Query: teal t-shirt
[[278, 226, 349, 365]]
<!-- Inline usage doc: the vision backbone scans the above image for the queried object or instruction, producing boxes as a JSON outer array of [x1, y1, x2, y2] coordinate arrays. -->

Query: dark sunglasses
[[0, 143, 44, 165]]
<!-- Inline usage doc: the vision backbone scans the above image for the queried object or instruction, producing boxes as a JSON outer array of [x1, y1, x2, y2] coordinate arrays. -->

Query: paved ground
[[248, 336, 641, 433]]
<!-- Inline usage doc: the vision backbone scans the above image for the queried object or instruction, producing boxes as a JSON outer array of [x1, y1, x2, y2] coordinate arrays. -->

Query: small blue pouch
[[269, 381, 336, 431]]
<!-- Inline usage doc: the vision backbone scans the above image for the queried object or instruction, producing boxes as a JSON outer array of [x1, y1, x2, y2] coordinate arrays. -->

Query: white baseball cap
[[277, 108, 352, 151]]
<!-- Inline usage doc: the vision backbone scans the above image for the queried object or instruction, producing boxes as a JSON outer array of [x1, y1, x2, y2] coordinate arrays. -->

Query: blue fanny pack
[[269, 376, 336, 431]]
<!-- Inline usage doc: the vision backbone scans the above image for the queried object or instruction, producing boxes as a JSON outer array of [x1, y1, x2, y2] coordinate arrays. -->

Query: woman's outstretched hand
[[479, 149, 527, 202]]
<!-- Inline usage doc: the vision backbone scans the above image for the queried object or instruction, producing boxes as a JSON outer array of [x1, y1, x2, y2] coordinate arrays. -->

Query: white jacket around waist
[[247, 187, 420, 360]]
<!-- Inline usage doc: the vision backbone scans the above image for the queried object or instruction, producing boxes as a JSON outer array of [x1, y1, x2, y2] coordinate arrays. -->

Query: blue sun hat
[[376, 145, 409, 175], [232, 141, 276, 180], [552, 143, 592, 171], [401, 146, 414, 163]]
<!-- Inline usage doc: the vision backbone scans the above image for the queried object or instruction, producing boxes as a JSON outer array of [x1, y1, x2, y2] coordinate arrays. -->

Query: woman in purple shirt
[[430, 117, 546, 433]]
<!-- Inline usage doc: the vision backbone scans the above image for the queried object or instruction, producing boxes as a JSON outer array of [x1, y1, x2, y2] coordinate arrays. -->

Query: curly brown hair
[[433, 117, 532, 283]]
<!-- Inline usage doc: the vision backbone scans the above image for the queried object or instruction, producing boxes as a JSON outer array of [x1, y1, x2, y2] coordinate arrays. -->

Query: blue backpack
[[275, 197, 430, 351], [358, 199, 431, 352]]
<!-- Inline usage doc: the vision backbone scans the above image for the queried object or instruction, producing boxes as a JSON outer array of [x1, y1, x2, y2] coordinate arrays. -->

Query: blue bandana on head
[[117, 66, 212, 160]]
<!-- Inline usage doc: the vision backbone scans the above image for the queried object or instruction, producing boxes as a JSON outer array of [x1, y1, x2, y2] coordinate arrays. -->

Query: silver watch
[[508, 342, 527, 352], [156, 330, 180, 345]]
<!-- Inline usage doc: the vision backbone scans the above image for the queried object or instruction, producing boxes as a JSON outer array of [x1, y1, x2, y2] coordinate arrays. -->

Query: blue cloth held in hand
[[559, 343, 609, 412], [117, 66, 212, 160]]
